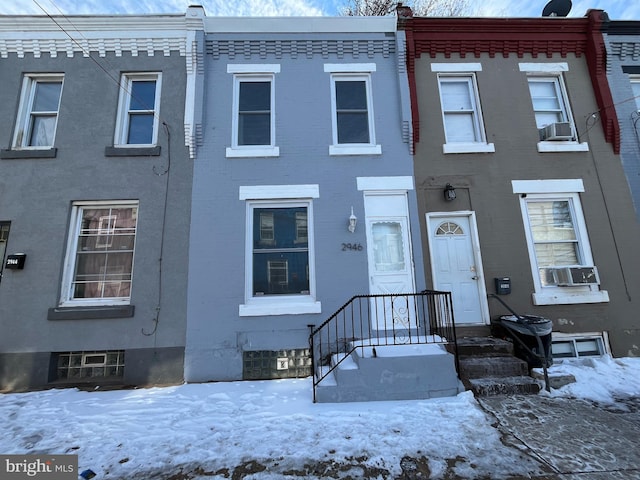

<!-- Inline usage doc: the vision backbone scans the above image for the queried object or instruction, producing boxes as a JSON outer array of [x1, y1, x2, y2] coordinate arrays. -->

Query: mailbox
[[5, 253, 26, 270], [494, 276, 511, 295]]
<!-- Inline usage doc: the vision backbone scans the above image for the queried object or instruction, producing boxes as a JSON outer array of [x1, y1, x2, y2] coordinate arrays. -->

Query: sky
[[0, 355, 639, 479], [0, 0, 638, 21]]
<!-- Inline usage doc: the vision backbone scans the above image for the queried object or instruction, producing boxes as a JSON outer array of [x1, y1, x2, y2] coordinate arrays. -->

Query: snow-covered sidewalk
[[1, 356, 639, 479]]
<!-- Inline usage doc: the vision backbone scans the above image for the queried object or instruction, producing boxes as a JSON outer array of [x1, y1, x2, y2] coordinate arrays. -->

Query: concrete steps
[[314, 340, 464, 403], [456, 337, 541, 396]]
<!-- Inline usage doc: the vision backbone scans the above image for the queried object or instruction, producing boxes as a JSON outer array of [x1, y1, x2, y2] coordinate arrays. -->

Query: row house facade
[[0, 12, 198, 389], [184, 15, 425, 382], [2, 7, 639, 392], [400, 9, 640, 359], [604, 19, 640, 221]]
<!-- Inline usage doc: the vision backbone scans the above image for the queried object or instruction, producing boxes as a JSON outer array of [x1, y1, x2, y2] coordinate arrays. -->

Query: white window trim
[[551, 331, 611, 359], [60, 200, 138, 307], [436, 73, 495, 154], [431, 63, 482, 72], [513, 180, 608, 305], [520, 65, 589, 152], [357, 176, 414, 191], [114, 73, 161, 147], [629, 75, 640, 112], [239, 185, 320, 317], [12, 74, 64, 150], [326, 64, 381, 156], [226, 65, 280, 158]]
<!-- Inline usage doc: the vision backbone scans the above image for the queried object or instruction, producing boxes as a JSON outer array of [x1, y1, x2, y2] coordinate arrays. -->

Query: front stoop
[[457, 337, 541, 396], [314, 342, 464, 403]]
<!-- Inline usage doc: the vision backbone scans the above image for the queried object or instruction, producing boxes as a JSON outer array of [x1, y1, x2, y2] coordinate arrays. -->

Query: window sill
[[239, 299, 321, 317], [442, 143, 495, 154], [532, 289, 609, 305], [48, 305, 135, 320], [1, 148, 57, 159], [329, 144, 381, 156], [105, 146, 161, 157], [226, 146, 280, 158], [537, 141, 589, 153]]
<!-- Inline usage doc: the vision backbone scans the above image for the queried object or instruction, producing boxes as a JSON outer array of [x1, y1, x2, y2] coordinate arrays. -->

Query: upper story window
[[519, 63, 588, 153], [13, 74, 63, 149], [60, 201, 138, 307], [432, 63, 495, 154], [512, 179, 608, 306], [226, 64, 280, 158], [325, 64, 381, 156], [115, 73, 161, 146], [239, 184, 321, 317], [630, 75, 640, 111]]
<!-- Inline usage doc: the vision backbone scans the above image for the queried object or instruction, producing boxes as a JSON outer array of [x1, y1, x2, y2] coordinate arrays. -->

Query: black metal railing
[[308, 290, 458, 402]]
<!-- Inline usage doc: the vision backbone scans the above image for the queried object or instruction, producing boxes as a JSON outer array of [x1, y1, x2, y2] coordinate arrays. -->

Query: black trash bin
[[491, 315, 553, 368]]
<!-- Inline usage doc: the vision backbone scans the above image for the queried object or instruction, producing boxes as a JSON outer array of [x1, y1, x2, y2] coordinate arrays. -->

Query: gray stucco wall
[[604, 32, 640, 222], [0, 50, 192, 389], [185, 30, 425, 382], [412, 52, 640, 357]]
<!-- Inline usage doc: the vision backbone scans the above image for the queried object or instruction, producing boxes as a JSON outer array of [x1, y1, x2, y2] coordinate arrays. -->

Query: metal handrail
[[309, 290, 458, 402], [487, 294, 551, 392]]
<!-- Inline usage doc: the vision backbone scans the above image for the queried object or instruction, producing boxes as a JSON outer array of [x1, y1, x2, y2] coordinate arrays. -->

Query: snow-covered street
[[1, 356, 639, 479]]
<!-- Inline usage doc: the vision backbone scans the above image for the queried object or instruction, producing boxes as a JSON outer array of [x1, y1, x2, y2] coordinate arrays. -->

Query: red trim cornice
[[400, 11, 620, 154]]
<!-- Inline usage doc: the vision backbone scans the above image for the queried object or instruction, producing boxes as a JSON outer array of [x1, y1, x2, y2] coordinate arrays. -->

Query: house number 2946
[[342, 243, 363, 251]]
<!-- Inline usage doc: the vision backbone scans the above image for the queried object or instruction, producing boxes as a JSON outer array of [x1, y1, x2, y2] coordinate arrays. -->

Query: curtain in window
[[29, 81, 62, 147], [528, 79, 564, 129], [372, 222, 405, 272], [527, 200, 579, 267]]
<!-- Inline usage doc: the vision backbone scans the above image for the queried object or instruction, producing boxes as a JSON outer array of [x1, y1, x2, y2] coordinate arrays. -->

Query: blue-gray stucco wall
[[605, 32, 640, 221], [185, 30, 425, 382]]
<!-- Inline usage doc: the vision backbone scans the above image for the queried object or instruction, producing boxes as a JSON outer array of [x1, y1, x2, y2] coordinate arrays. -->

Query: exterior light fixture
[[443, 183, 456, 202], [348, 206, 357, 233]]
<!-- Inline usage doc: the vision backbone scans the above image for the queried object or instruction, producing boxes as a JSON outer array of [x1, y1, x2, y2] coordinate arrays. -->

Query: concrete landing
[[315, 341, 463, 403]]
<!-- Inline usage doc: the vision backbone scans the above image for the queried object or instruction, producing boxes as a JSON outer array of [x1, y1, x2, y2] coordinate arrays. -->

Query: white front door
[[364, 193, 416, 333], [427, 213, 488, 325]]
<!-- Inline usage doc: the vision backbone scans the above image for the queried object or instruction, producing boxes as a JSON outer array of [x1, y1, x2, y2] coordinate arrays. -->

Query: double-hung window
[[115, 73, 161, 146], [227, 64, 280, 158], [239, 185, 320, 316], [520, 63, 588, 152], [432, 64, 494, 154], [512, 179, 608, 305], [325, 64, 381, 156], [13, 74, 63, 149], [60, 201, 138, 306]]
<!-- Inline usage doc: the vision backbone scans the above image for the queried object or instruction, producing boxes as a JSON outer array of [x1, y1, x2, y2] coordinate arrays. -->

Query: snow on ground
[[1, 356, 639, 480]]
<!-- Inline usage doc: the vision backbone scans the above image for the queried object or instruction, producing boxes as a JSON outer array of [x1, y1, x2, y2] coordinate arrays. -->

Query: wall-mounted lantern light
[[443, 183, 457, 202], [348, 207, 357, 233]]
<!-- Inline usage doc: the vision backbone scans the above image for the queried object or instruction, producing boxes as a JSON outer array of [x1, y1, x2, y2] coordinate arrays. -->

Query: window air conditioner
[[554, 266, 600, 286], [540, 122, 573, 141]]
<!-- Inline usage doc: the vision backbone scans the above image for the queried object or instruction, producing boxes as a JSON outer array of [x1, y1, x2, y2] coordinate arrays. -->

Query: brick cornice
[[402, 16, 590, 59], [400, 10, 620, 154]]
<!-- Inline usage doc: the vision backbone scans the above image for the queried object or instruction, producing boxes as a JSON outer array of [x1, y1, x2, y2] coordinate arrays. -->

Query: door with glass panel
[[427, 213, 488, 325], [362, 189, 417, 336]]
